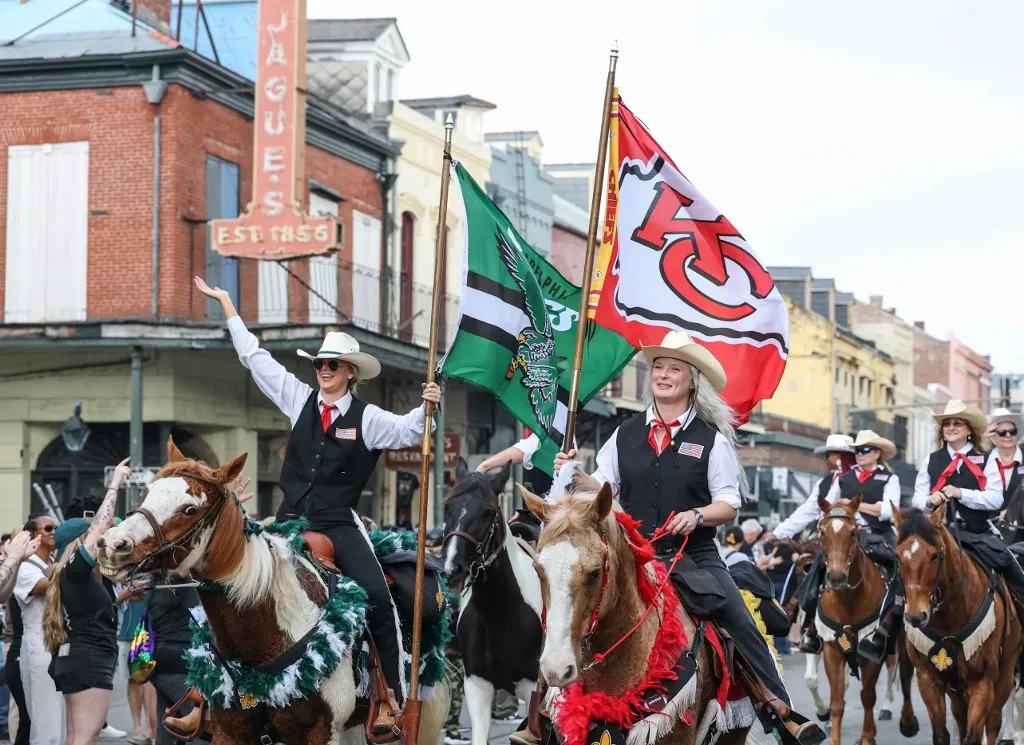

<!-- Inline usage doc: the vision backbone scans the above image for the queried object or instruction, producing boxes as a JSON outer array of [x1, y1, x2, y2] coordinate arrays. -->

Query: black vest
[[837, 467, 893, 532], [616, 412, 720, 553], [926, 447, 993, 533], [817, 472, 835, 499], [278, 392, 382, 530], [996, 455, 1023, 510]]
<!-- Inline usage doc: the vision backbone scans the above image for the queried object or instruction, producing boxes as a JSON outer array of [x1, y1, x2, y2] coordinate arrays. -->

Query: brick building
[[0, 4, 460, 529]]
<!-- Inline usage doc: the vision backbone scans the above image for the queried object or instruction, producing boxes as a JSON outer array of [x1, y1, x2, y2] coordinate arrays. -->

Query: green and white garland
[[186, 519, 453, 709]]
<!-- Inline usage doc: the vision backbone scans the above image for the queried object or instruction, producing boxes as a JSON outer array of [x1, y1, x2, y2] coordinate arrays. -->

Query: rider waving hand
[[196, 277, 439, 735]]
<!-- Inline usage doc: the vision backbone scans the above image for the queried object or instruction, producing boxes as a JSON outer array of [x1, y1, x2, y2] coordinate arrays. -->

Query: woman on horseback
[[988, 408, 1024, 542], [912, 399, 1024, 601], [773, 434, 854, 653], [556, 330, 824, 745], [195, 277, 441, 736]]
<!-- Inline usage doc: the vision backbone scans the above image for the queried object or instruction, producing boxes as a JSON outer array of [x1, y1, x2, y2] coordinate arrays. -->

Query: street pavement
[[0, 651, 982, 745]]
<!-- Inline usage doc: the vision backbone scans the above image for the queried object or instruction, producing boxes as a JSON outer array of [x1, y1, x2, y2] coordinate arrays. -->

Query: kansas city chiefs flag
[[589, 97, 789, 420], [440, 163, 636, 474]]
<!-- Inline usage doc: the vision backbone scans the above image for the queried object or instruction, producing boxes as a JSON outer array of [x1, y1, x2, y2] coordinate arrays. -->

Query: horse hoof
[[878, 710, 892, 721], [996, 740, 1013, 745], [816, 710, 829, 722], [899, 716, 920, 738]]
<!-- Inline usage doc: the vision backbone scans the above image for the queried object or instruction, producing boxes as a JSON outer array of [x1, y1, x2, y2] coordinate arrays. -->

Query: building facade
[[484, 131, 554, 258]]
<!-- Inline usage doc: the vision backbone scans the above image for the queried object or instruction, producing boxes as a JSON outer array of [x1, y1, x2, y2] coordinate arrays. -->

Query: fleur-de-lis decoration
[[239, 693, 259, 710], [837, 634, 851, 652], [931, 648, 954, 672], [591, 731, 612, 745], [436, 588, 446, 611]]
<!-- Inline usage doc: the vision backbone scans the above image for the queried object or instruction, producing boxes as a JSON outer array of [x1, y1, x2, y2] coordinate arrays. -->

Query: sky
[[307, 0, 1024, 371]]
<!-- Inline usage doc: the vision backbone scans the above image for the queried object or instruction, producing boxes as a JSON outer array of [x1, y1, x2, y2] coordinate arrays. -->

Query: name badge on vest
[[1018, 466, 1024, 475], [968, 455, 985, 464], [677, 442, 705, 458], [874, 474, 890, 481], [335, 428, 357, 441]]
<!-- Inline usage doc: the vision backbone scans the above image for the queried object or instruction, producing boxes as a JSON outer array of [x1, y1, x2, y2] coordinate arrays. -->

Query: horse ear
[[455, 458, 469, 482], [519, 483, 551, 523], [214, 452, 248, 485], [848, 493, 863, 514], [590, 482, 614, 523], [930, 501, 947, 526], [893, 505, 905, 528], [487, 461, 512, 496], [168, 436, 186, 464], [816, 493, 830, 515]]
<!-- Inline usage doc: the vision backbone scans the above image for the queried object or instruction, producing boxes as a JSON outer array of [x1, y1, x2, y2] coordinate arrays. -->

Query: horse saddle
[[727, 561, 791, 638]]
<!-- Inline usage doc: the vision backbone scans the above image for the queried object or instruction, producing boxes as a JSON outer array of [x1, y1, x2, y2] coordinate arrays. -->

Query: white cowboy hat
[[813, 433, 855, 455], [852, 429, 896, 461], [641, 330, 728, 392], [297, 331, 381, 380], [988, 408, 1024, 435], [933, 399, 987, 433]]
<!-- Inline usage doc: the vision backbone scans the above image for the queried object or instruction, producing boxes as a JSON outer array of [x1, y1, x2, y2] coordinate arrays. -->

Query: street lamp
[[61, 401, 91, 506]]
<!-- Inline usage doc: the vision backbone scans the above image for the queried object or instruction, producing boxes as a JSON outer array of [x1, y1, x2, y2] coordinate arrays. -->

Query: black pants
[[5, 644, 29, 745], [670, 547, 791, 706], [323, 523, 405, 705], [152, 673, 210, 745]]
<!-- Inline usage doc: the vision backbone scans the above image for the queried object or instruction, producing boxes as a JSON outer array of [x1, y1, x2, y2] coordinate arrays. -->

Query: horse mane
[[896, 508, 942, 546], [447, 472, 499, 503]]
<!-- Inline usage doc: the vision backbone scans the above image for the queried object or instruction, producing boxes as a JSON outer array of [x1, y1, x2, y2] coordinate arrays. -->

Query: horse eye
[[586, 569, 601, 586], [929, 553, 940, 563], [183, 505, 198, 517]]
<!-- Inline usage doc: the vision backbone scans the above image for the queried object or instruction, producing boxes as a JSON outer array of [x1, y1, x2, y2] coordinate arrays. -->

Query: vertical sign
[[210, 0, 337, 260]]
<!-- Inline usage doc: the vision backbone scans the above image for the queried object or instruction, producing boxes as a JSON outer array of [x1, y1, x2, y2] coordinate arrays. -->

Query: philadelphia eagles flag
[[439, 163, 637, 475]]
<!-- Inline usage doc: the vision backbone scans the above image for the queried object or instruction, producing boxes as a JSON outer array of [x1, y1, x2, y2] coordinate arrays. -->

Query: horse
[[784, 536, 831, 724], [814, 495, 918, 745], [519, 478, 765, 745], [95, 439, 449, 745], [442, 460, 543, 745], [894, 504, 1023, 745]]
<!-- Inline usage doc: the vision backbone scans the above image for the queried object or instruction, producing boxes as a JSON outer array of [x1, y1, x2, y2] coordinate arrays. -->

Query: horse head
[[442, 458, 511, 589], [894, 504, 948, 628], [817, 493, 863, 590], [97, 437, 247, 581], [520, 466, 619, 688]]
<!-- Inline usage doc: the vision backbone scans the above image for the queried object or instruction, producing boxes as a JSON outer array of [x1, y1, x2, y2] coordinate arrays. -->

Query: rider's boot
[[163, 688, 208, 741], [859, 590, 904, 664], [508, 687, 549, 745], [734, 653, 825, 745], [370, 690, 403, 739], [798, 621, 822, 655]]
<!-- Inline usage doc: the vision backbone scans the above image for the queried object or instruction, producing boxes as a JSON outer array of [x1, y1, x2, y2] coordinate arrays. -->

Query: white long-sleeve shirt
[[591, 407, 742, 510], [774, 467, 899, 539], [227, 316, 433, 450], [774, 473, 839, 540], [912, 444, 1004, 512]]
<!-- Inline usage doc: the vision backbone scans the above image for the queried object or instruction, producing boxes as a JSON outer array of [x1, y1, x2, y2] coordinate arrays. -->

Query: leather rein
[[819, 507, 871, 592], [441, 486, 505, 586]]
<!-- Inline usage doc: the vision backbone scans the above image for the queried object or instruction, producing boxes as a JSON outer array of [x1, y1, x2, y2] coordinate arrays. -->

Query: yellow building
[[834, 327, 897, 435]]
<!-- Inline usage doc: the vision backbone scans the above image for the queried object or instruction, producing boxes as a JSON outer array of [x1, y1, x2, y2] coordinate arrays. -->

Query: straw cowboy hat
[[297, 331, 382, 380], [933, 399, 987, 433], [813, 433, 855, 455], [852, 429, 897, 461], [988, 407, 1024, 433], [642, 330, 728, 392]]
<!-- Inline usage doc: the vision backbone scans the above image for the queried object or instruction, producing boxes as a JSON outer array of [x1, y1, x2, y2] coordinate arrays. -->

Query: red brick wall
[[0, 83, 383, 323], [913, 326, 949, 388], [551, 225, 586, 284]]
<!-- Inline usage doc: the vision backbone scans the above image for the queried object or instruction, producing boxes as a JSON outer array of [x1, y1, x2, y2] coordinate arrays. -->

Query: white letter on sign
[[264, 109, 285, 136], [263, 192, 284, 217], [266, 42, 287, 66], [265, 77, 287, 102], [263, 147, 285, 172]]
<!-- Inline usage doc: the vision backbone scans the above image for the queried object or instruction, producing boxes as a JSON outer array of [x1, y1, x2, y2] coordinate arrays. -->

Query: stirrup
[[365, 637, 404, 744], [163, 687, 208, 742]]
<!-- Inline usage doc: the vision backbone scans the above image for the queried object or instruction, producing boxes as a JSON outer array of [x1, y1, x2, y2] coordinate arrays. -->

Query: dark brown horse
[[894, 504, 1022, 745], [816, 495, 917, 745]]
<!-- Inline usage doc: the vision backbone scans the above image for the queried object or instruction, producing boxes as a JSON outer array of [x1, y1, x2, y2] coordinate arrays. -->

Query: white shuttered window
[[5, 142, 89, 323], [308, 193, 339, 324], [352, 210, 381, 333]]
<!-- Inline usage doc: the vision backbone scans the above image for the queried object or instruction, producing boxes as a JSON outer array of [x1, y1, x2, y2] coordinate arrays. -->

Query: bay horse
[[520, 477, 764, 745], [96, 439, 448, 745], [894, 504, 1022, 745], [814, 495, 918, 745], [442, 460, 543, 745]]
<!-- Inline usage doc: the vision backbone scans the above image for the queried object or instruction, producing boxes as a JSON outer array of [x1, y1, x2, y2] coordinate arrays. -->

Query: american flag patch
[[677, 442, 705, 458], [335, 428, 357, 441], [969, 455, 985, 464]]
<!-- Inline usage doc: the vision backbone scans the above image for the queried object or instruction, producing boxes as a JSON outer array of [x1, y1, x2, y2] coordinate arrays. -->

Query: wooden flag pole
[[402, 114, 454, 745], [563, 47, 618, 450]]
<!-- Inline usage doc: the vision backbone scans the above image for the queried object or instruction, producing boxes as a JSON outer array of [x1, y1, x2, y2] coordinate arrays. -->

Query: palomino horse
[[894, 504, 1022, 745], [814, 495, 917, 745], [520, 480, 763, 745], [442, 460, 543, 745], [96, 440, 448, 745]]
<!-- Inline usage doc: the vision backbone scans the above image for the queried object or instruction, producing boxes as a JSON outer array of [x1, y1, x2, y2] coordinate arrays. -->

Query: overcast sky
[[311, 0, 1024, 371]]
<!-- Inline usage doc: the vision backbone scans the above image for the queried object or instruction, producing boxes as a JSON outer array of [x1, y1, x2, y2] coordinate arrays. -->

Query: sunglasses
[[943, 419, 967, 428], [996, 428, 1019, 438], [312, 359, 342, 371], [854, 447, 878, 455], [38, 524, 55, 534]]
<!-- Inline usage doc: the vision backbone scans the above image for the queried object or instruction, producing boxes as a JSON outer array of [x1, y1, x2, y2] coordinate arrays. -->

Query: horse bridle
[[819, 507, 866, 591], [442, 488, 505, 586], [126, 469, 232, 579]]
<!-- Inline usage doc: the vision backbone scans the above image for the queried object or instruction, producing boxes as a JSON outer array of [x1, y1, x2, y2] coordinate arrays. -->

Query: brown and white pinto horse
[[521, 481, 763, 745], [96, 439, 448, 745], [894, 505, 1022, 745], [815, 495, 917, 745]]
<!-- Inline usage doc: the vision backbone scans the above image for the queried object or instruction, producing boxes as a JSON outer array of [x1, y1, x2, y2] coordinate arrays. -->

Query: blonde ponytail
[[43, 538, 83, 654]]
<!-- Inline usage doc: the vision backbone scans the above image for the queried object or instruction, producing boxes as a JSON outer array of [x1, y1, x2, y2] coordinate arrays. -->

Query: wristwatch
[[691, 509, 705, 527]]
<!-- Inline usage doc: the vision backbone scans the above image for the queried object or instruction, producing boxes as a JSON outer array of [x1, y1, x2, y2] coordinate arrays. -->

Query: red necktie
[[997, 459, 1019, 489], [856, 467, 874, 484], [932, 452, 988, 493], [320, 402, 337, 433], [648, 418, 679, 456]]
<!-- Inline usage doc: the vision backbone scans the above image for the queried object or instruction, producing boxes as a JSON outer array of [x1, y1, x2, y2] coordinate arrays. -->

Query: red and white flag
[[589, 97, 789, 421]]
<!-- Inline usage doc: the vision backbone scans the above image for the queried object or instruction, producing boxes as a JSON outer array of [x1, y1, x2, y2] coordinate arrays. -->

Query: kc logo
[[631, 181, 775, 322]]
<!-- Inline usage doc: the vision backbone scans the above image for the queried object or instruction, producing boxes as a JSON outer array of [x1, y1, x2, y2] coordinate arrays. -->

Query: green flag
[[439, 163, 637, 475]]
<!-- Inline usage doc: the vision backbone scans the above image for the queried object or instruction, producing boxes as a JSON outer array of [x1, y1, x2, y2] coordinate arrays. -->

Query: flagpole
[[403, 114, 454, 745], [563, 47, 618, 450]]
